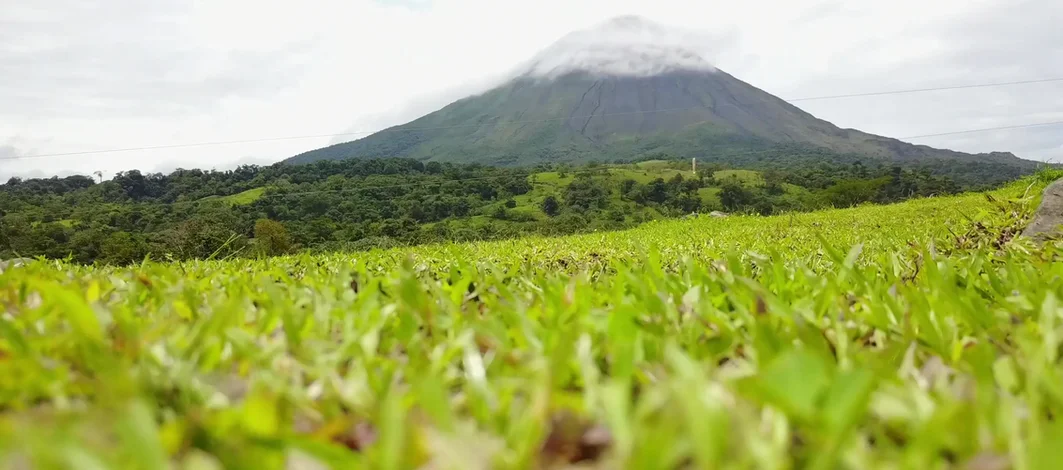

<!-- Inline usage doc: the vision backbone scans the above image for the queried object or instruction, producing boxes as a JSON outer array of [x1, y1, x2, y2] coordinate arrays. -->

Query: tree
[[673, 193, 702, 213], [719, 182, 754, 212], [99, 231, 146, 265], [254, 219, 292, 256], [645, 178, 669, 204], [491, 205, 508, 220], [541, 195, 561, 217], [822, 178, 887, 207], [762, 169, 786, 196], [668, 173, 685, 188], [564, 176, 609, 210]]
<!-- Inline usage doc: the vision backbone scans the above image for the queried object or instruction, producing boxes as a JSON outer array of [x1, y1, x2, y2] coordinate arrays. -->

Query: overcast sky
[[3, 0, 1062, 180]]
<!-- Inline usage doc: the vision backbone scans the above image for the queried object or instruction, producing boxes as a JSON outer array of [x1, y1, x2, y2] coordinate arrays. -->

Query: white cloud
[[2, 0, 1062, 180], [518, 16, 724, 79]]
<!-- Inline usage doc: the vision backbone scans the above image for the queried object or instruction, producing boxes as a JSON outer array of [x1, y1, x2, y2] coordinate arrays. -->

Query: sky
[[2, 0, 1062, 181]]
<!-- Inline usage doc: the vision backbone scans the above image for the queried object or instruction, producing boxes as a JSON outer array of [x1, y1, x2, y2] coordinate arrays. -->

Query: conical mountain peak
[[519, 16, 717, 79], [285, 17, 1033, 183]]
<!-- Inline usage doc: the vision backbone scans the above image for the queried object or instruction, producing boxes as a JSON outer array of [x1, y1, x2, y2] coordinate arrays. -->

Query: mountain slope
[[284, 16, 1037, 180]]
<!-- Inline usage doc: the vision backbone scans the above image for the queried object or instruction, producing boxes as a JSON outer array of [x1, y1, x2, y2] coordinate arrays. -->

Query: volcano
[[284, 16, 1036, 183]]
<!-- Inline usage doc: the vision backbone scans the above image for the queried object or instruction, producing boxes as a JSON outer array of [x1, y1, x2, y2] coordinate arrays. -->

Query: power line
[[4, 76, 1063, 162], [786, 77, 1063, 102], [901, 120, 1063, 139]]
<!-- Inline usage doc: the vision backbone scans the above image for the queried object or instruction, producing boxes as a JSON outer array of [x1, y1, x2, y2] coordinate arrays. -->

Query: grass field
[[2, 174, 1062, 469], [198, 187, 267, 206], [712, 169, 763, 185]]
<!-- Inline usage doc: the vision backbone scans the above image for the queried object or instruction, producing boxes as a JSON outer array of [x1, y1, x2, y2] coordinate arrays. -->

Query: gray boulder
[[0, 257, 33, 273], [1022, 178, 1063, 243], [709, 211, 729, 218]]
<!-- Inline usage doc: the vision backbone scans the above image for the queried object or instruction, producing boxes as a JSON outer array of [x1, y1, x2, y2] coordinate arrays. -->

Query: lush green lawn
[[1, 175, 1060, 469]]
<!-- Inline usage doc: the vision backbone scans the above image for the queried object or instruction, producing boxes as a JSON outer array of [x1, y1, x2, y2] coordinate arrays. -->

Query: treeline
[[626, 142, 1036, 190], [535, 160, 960, 219], [713, 162, 961, 215], [1, 159, 536, 264], [1, 157, 979, 265]]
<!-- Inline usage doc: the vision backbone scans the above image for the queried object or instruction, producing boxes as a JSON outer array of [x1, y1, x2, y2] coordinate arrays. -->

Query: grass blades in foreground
[[0, 175, 1061, 469]]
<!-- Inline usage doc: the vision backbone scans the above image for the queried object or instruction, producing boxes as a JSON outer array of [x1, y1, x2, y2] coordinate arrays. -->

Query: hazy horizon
[[4, 0, 1063, 180]]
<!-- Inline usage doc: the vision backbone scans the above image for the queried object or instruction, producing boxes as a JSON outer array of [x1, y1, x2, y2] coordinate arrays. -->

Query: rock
[[0, 258, 33, 273], [963, 452, 1011, 470], [709, 211, 728, 218], [1022, 178, 1063, 243]]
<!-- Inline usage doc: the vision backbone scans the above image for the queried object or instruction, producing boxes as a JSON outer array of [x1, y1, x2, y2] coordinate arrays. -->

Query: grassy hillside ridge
[[1, 174, 1059, 468]]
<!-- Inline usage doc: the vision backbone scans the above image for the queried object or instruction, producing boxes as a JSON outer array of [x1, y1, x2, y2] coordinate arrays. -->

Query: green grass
[[1, 176, 1060, 469], [633, 160, 689, 171], [698, 186, 722, 207], [634, 159, 671, 169], [714, 169, 763, 185], [226, 187, 266, 205], [608, 168, 689, 184], [530, 172, 575, 187], [198, 187, 267, 206]]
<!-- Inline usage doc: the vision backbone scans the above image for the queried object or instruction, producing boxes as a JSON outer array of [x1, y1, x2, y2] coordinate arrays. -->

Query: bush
[[541, 196, 561, 217], [491, 206, 509, 220], [254, 219, 292, 256]]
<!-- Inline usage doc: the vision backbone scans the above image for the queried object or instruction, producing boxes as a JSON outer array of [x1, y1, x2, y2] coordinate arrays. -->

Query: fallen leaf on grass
[[540, 411, 613, 467]]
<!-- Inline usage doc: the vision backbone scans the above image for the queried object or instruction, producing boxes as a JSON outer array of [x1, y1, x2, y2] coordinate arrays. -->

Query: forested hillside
[[2, 157, 971, 265]]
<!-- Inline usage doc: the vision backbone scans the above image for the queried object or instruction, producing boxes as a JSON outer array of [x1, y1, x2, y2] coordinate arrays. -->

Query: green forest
[[0, 156, 983, 265]]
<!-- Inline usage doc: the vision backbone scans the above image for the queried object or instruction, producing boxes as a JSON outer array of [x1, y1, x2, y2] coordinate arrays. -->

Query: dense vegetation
[[2, 157, 979, 265], [1, 172, 1061, 469]]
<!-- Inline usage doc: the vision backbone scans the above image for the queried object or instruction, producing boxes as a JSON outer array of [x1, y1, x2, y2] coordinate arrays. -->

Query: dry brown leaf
[[540, 411, 613, 467]]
